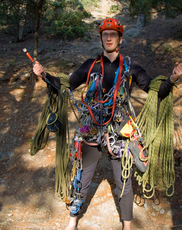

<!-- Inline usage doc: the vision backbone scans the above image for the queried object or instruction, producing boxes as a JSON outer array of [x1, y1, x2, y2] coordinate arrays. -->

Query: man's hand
[[33, 61, 46, 77], [170, 62, 182, 83]]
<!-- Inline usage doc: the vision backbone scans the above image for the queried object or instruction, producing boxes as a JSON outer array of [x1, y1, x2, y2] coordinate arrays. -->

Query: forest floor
[[0, 0, 182, 229]]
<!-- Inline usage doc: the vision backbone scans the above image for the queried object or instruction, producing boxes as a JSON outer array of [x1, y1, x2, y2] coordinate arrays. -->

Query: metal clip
[[109, 136, 115, 146]]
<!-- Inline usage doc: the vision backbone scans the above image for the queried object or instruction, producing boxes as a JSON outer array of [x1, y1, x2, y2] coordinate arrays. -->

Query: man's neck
[[103, 50, 119, 63]]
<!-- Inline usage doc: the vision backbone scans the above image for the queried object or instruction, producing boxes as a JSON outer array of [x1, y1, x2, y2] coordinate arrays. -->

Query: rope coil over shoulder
[[30, 73, 70, 200], [134, 75, 175, 198]]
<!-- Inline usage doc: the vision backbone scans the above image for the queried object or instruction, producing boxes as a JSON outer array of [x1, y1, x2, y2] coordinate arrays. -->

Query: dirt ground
[[0, 1, 182, 230]]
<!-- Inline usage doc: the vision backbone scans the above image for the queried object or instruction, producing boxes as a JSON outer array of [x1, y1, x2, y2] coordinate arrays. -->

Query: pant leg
[[70, 142, 102, 217], [111, 159, 133, 221]]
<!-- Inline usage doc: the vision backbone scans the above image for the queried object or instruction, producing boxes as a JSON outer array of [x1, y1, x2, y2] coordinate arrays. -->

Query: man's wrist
[[170, 75, 179, 84]]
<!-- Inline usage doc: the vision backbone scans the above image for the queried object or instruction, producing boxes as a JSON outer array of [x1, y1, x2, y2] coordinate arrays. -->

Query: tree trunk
[[32, 0, 45, 84]]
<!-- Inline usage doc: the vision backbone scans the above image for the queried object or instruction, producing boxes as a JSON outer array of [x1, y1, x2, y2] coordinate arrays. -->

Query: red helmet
[[99, 18, 124, 35]]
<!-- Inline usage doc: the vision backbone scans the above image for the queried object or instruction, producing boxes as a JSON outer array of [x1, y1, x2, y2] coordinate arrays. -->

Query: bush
[[79, 0, 99, 9], [44, 0, 92, 39], [129, 0, 153, 17]]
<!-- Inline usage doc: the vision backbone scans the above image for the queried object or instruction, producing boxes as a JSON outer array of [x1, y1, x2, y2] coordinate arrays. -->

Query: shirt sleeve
[[130, 60, 151, 93], [69, 59, 95, 91], [46, 73, 61, 92], [130, 60, 174, 99], [45, 58, 95, 92]]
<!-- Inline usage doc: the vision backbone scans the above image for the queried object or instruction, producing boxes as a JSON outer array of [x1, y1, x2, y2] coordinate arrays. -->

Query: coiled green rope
[[30, 73, 70, 200], [120, 140, 133, 197], [134, 76, 175, 198]]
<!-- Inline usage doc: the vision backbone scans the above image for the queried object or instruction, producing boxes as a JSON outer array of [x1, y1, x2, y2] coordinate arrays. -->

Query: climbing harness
[[66, 54, 147, 203]]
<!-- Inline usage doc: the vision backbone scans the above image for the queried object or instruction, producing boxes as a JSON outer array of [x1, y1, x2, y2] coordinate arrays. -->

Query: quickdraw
[[65, 137, 83, 214]]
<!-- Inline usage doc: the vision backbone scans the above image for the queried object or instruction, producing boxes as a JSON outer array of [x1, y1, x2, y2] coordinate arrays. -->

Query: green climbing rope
[[30, 73, 70, 200], [120, 140, 133, 197], [134, 75, 175, 198]]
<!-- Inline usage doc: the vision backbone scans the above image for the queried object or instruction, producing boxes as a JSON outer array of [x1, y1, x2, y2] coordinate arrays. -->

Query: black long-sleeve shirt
[[47, 53, 174, 99]]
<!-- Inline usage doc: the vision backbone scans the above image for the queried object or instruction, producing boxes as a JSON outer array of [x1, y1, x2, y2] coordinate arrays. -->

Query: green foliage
[[0, 0, 92, 41], [46, 12, 89, 39], [0, 0, 41, 40], [162, 0, 182, 18], [109, 5, 120, 13], [129, 0, 154, 16], [44, 0, 92, 39], [164, 44, 171, 52], [0, 0, 26, 32], [79, 0, 99, 9], [129, 0, 182, 18]]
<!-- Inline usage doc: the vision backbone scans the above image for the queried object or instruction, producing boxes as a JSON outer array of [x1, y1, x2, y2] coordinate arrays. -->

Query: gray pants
[[70, 142, 133, 221]]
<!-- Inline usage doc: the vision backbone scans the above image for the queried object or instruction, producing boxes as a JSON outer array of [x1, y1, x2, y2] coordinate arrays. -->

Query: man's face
[[100, 30, 122, 53]]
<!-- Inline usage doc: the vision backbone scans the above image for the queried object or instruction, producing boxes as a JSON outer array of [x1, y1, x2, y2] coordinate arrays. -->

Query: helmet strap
[[115, 47, 119, 53]]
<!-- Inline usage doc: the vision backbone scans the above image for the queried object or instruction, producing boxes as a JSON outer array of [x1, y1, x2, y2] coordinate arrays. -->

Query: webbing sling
[[134, 76, 175, 198], [81, 54, 124, 126]]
